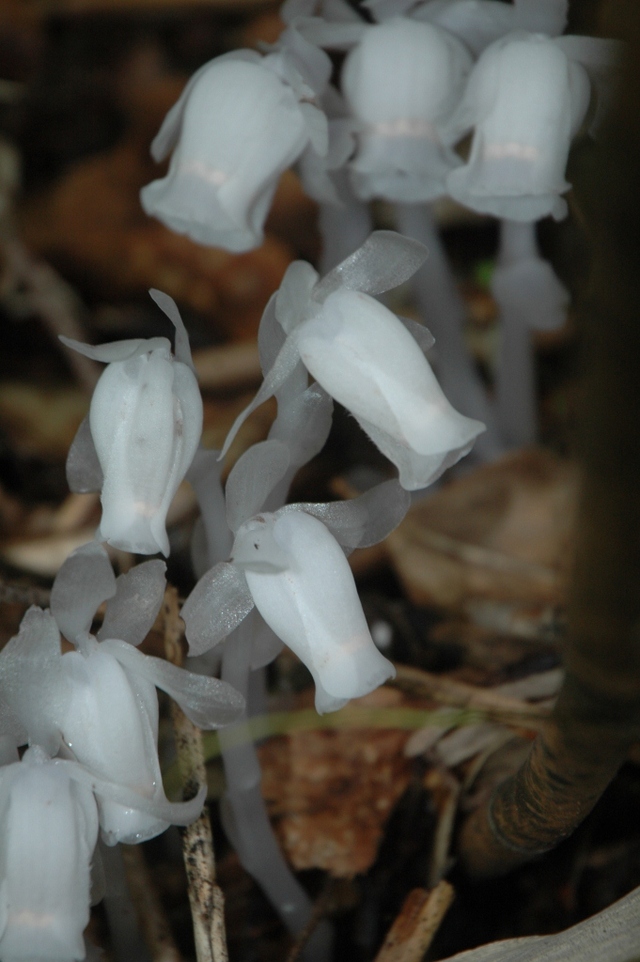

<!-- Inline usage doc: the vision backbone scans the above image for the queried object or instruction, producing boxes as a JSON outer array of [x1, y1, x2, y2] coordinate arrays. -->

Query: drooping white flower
[[444, 32, 592, 221], [219, 231, 485, 490], [182, 439, 409, 712], [0, 745, 99, 962], [0, 543, 244, 844], [62, 290, 202, 557], [140, 31, 332, 253], [341, 17, 473, 202]]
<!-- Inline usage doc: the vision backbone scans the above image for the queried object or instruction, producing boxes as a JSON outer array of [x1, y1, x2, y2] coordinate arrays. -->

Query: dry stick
[[374, 882, 455, 962], [120, 844, 183, 962], [458, 9, 640, 877], [163, 587, 229, 962], [3, 240, 100, 392], [392, 663, 550, 729]]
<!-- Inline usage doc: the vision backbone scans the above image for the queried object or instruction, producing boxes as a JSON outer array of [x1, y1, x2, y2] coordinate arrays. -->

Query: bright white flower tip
[[234, 511, 394, 713], [341, 17, 473, 202], [0, 746, 98, 962], [141, 55, 327, 253], [297, 288, 485, 489], [445, 33, 591, 222], [63, 296, 203, 557]]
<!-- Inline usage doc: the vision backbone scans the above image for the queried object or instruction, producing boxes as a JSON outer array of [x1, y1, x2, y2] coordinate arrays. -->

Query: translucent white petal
[[313, 229, 427, 299], [187, 448, 232, 570], [149, 288, 195, 371], [0, 608, 67, 756], [66, 415, 103, 494], [264, 383, 334, 511], [218, 329, 303, 460], [60, 335, 170, 363], [103, 639, 245, 729], [98, 560, 167, 646], [51, 542, 116, 645], [397, 315, 436, 353], [182, 562, 255, 657], [225, 440, 291, 533], [243, 511, 395, 712], [53, 758, 207, 838], [0, 752, 98, 962], [281, 480, 410, 552], [274, 260, 319, 335]]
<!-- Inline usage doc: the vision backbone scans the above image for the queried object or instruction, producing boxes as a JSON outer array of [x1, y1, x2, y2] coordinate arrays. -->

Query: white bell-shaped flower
[[237, 510, 394, 713], [182, 438, 410, 712], [141, 36, 330, 253], [445, 33, 591, 221], [0, 544, 245, 845], [0, 746, 99, 962], [62, 291, 203, 556], [219, 232, 484, 490], [341, 17, 473, 201]]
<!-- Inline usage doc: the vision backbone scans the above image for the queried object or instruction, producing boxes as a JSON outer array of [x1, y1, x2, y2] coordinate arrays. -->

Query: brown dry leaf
[[387, 448, 578, 615], [258, 690, 414, 878]]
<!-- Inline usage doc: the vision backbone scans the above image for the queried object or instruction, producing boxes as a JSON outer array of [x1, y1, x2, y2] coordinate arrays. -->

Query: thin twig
[[120, 844, 183, 962], [163, 587, 229, 962], [374, 881, 455, 962], [3, 240, 99, 393], [392, 663, 551, 727]]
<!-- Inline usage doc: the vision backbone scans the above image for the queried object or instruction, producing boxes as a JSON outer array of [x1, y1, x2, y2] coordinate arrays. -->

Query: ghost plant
[[219, 231, 485, 489], [182, 437, 410, 713], [141, 27, 332, 253], [62, 290, 202, 557], [0, 543, 244, 845]]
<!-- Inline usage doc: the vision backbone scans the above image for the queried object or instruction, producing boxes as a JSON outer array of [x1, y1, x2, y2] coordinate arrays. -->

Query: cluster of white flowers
[[140, 0, 620, 452], [4, 1, 622, 955], [141, 0, 619, 248], [1, 229, 485, 956]]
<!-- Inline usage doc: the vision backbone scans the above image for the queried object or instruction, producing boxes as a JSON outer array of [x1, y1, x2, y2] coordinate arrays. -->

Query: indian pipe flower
[[140, 30, 332, 253], [0, 543, 244, 845], [0, 746, 99, 962], [182, 439, 410, 713], [62, 290, 202, 557], [444, 32, 591, 221], [219, 231, 485, 490], [341, 17, 473, 202]]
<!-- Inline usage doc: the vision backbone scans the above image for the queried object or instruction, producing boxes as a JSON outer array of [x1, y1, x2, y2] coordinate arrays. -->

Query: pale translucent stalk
[[318, 171, 373, 273], [393, 202, 504, 462], [219, 621, 331, 958], [495, 219, 539, 447]]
